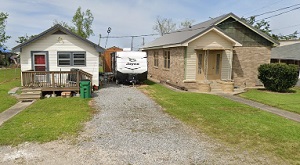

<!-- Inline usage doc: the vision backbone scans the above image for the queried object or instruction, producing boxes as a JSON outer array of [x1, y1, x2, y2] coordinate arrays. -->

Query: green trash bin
[[80, 79, 91, 98]]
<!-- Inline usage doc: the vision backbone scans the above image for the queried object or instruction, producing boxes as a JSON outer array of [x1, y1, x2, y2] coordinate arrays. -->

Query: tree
[[54, 7, 94, 39], [15, 34, 36, 44], [72, 7, 94, 39], [277, 31, 299, 40], [153, 16, 177, 36], [179, 19, 195, 29], [241, 16, 299, 40], [0, 12, 11, 47], [241, 16, 272, 36], [153, 17, 196, 36]]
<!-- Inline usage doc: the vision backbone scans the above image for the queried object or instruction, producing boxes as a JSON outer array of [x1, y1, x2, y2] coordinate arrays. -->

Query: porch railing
[[21, 69, 93, 91]]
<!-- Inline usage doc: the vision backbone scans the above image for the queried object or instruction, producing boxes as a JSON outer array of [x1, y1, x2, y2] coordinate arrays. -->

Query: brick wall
[[232, 46, 271, 87], [147, 47, 185, 87]]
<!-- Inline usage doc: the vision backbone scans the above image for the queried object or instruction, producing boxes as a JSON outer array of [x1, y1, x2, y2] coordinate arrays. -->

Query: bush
[[258, 63, 299, 92]]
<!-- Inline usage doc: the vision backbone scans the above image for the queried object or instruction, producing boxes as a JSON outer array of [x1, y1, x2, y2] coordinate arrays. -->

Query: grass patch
[[240, 88, 300, 114], [0, 97, 94, 145], [140, 80, 300, 163], [0, 68, 21, 113], [99, 65, 104, 72]]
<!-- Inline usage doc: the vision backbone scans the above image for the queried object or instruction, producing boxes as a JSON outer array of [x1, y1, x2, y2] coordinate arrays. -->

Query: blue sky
[[1, 0, 300, 50]]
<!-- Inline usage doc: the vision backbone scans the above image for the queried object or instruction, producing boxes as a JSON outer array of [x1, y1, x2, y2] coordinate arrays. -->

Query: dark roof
[[143, 13, 278, 49], [12, 24, 105, 53], [271, 43, 300, 60]]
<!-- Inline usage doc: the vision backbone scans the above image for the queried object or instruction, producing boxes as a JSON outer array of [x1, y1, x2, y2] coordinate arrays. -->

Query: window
[[216, 54, 221, 74], [164, 50, 170, 69], [154, 51, 159, 67], [73, 53, 85, 65], [198, 54, 202, 74], [58, 52, 86, 66]]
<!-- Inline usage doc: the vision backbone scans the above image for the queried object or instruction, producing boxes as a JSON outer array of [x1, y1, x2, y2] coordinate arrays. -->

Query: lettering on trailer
[[126, 57, 139, 66]]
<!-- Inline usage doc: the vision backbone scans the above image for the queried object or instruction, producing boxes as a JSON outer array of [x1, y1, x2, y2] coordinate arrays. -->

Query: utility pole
[[131, 36, 134, 51], [98, 34, 101, 46], [142, 37, 145, 46], [105, 27, 111, 48]]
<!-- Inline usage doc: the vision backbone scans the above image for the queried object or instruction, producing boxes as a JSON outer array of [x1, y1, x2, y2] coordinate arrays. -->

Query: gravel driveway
[[0, 84, 282, 165]]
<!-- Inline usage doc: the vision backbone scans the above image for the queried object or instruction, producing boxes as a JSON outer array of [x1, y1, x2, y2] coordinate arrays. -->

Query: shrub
[[258, 63, 299, 92]]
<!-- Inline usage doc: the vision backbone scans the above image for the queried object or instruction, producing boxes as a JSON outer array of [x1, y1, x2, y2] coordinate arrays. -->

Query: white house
[[12, 24, 104, 92]]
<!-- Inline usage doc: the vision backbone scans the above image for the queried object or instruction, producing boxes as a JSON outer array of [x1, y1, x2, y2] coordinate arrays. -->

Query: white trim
[[142, 28, 241, 50], [183, 27, 242, 47], [33, 52, 47, 71], [141, 44, 187, 50]]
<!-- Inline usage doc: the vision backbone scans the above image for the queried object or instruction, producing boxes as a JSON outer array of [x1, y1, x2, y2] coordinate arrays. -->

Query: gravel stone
[[0, 84, 284, 165]]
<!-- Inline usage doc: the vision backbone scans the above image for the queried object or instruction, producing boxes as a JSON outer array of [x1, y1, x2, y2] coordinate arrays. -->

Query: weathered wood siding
[[217, 18, 273, 47], [20, 33, 99, 86], [103, 47, 122, 72]]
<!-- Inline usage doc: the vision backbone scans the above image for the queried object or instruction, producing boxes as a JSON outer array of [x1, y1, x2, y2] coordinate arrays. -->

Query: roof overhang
[[142, 27, 242, 50], [141, 43, 187, 50], [12, 24, 105, 53]]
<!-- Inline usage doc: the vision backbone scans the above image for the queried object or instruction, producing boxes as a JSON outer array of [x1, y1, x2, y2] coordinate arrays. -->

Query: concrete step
[[210, 81, 222, 90]]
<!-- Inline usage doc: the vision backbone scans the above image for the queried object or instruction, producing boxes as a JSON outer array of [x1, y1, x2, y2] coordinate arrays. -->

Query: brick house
[[142, 13, 278, 91]]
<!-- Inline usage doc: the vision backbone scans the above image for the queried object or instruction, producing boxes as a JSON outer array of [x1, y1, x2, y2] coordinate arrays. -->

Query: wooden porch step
[[22, 88, 42, 92], [19, 88, 42, 101], [19, 94, 41, 100]]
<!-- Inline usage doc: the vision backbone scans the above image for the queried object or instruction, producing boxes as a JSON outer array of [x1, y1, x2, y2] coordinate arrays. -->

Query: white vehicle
[[111, 51, 147, 84]]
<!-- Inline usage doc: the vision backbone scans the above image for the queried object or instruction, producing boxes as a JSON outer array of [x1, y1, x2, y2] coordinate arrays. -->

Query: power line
[[252, 3, 300, 17], [101, 4, 300, 43], [100, 33, 158, 39], [242, 0, 284, 16], [256, 6, 300, 21]]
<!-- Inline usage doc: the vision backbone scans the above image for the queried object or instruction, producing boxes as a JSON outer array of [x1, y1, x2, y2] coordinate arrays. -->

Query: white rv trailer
[[111, 51, 147, 84]]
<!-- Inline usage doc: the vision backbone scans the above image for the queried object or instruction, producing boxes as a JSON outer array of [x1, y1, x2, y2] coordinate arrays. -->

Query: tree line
[[0, 9, 299, 48]]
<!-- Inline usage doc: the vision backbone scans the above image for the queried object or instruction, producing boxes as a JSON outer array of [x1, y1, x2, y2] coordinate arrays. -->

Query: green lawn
[[0, 68, 95, 145], [0, 97, 94, 145], [0, 68, 21, 113], [240, 88, 300, 114], [140, 81, 300, 164]]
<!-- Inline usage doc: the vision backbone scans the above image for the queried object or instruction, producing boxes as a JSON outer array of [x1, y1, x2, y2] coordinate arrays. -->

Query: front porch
[[21, 69, 93, 93]]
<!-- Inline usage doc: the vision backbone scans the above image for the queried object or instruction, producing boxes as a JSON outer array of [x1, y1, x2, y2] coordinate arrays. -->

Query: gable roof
[[271, 43, 300, 60], [143, 13, 279, 49], [12, 24, 105, 53], [106, 46, 123, 51]]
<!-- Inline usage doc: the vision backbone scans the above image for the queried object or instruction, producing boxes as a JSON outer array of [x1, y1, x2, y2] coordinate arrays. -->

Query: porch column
[[203, 50, 209, 81], [221, 49, 233, 81]]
